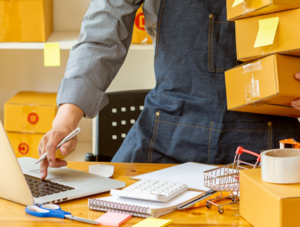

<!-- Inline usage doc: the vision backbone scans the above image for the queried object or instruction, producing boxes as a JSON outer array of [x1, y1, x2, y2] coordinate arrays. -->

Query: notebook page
[[93, 191, 201, 212], [131, 162, 217, 191]]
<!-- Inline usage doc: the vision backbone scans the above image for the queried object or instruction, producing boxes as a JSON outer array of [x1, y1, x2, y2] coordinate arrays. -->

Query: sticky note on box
[[232, 0, 243, 8], [254, 17, 279, 48], [133, 218, 172, 227], [95, 212, 131, 226]]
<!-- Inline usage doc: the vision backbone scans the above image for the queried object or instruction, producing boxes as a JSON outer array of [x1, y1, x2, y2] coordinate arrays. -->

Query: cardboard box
[[227, 0, 300, 21], [0, 0, 53, 42], [240, 168, 300, 227], [131, 6, 152, 44], [7, 132, 65, 160], [4, 91, 57, 134], [225, 54, 300, 118], [235, 8, 300, 62]]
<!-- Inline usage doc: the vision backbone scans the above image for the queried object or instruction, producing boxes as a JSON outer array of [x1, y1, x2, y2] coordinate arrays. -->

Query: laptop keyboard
[[25, 174, 75, 198]]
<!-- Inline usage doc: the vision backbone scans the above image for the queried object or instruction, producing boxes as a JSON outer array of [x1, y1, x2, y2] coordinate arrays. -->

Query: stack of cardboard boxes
[[4, 91, 66, 160], [225, 1, 300, 226], [225, 0, 300, 118]]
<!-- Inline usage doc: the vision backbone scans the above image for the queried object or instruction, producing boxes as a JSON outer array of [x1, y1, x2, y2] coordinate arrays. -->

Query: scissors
[[25, 204, 99, 225]]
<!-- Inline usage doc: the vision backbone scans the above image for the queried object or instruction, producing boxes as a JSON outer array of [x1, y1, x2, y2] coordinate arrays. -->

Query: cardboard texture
[[227, 0, 300, 21], [7, 132, 65, 160], [240, 168, 300, 227], [4, 91, 57, 134], [225, 54, 300, 118], [131, 5, 152, 44], [235, 8, 300, 61], [0, 0, 53, 42]]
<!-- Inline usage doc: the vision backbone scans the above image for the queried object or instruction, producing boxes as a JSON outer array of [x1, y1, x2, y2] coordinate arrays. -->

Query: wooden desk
[[0, 162, 252, 227]]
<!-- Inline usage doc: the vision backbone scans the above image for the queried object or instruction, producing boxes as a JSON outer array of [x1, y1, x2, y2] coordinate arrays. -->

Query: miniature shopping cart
[[203, 146, 261, 214]]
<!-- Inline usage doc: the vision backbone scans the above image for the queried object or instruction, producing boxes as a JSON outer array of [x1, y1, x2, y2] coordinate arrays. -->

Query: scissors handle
[[41, 204, 71, 215], [25, 205, 65, 219]]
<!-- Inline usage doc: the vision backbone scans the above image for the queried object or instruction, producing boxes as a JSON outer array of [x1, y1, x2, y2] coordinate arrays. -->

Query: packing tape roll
[[261, 149, 300, 184]]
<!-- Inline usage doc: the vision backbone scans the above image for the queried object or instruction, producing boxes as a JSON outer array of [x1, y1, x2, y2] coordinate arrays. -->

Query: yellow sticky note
[[133, 218, 172, 227], [254, 17, 279, 48], [44, 43, 61, 67], [232, 0, 243, 8]]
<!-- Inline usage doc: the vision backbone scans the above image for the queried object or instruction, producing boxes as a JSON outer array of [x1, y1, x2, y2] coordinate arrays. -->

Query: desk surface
[[0, 162, 252, 227]]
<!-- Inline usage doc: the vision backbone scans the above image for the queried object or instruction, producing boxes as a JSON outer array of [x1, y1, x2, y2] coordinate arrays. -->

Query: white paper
[[131, 162, 217, 191], [89, 164, 114, 178]]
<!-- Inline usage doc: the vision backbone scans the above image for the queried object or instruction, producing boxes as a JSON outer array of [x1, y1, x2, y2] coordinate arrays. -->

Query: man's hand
[[291, 72, 300, 111], [39, 104, 84, 180]]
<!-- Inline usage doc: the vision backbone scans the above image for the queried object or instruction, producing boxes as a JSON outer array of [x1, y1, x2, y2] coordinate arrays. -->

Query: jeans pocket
[[148, 111, 273, 164], [208, 121, 273, 164], [208, 14, 237, 73], [148, 111, 213, 163]]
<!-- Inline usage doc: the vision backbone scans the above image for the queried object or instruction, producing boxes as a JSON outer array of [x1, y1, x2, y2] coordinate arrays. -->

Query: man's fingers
[[51, 158, 67, 168], [291, 99, 300, 111], [295, 72, 300, 80], [46, 131, 65, 168], [40, 159, 49, 180], [59, 136, 77, 156]]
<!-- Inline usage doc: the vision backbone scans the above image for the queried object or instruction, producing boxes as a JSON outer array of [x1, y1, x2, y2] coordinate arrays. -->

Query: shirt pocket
[[208, 14, 237, 73], [148, 111, 273, 164]]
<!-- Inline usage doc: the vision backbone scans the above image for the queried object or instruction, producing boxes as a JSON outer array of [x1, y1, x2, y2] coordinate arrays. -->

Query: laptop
[[0, 121, 125, 206]]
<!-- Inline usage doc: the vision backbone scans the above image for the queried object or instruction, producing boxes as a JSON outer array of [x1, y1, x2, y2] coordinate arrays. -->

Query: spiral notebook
[[88, 191, 201, 218]]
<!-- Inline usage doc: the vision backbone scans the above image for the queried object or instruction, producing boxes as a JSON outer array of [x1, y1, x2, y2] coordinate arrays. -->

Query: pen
[[35, 127, 81, 164], [177, 190, 217, 210]]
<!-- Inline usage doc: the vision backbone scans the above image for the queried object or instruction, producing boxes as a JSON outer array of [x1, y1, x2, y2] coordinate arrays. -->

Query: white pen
[[35, 127, 81, 165]]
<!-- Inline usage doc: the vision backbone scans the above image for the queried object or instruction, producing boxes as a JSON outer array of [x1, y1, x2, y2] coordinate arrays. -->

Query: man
[[39, 0, 300, 179]]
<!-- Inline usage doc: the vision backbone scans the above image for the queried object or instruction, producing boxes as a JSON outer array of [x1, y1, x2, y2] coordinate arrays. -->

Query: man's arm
[[39, 0, 143, 179]]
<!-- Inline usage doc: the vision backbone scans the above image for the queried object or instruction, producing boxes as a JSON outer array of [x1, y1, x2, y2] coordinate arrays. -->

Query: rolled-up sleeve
[[57, 0, 143, 118]]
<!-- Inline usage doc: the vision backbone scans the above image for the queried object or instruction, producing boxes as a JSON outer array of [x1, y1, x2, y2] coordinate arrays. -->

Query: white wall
[[0, 0, 155, 160]]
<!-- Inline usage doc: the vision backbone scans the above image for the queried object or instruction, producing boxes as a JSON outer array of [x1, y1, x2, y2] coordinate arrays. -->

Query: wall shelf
[[0, 31, 154, 50]]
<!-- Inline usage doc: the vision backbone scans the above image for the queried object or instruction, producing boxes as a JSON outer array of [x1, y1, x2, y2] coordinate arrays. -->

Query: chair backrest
[[95, 89, 151, 161]]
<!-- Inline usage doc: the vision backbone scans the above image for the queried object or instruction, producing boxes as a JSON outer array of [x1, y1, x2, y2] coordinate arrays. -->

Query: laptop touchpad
[[30, 168, 90, 182]]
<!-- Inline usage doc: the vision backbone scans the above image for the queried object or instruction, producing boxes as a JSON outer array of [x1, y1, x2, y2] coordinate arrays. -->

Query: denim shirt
[[57, 0, 161, 118]]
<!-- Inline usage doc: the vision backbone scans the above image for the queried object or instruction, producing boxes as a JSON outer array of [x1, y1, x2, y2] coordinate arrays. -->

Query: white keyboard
[[110, 179, 188, 202]]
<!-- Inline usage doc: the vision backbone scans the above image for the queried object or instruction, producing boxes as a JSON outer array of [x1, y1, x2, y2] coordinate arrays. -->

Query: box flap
[[241, 168, 300, 199], [6, 91, 57, 107]]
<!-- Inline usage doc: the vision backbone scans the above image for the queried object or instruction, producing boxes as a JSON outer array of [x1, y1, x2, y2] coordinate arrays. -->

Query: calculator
[[110, 179, 188, 202]]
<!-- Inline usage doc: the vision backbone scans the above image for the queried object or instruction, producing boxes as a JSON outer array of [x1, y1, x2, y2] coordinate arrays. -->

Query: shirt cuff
[[57, 77, 109, 118]]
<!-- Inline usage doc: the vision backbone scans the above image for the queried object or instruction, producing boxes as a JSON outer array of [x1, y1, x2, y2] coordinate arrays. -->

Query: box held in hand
[[225, 54, 300, 118], [235, 8, 300, 61], [227, 0, 300, 21]]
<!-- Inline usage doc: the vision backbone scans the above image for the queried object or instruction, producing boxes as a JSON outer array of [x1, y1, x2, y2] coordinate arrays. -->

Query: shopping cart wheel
[[206, 202, 212, 209], [218, 207, 224, 214]]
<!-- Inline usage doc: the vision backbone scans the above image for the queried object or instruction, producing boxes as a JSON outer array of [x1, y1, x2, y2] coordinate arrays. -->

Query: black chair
[[85, 89, 151, 162]]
